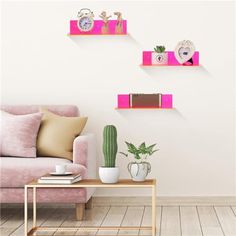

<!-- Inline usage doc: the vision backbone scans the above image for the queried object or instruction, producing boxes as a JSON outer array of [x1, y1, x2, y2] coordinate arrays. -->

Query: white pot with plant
[[120, 142, 159, 182], [99, 125, 119, 184], [152, 45, 168, 65]]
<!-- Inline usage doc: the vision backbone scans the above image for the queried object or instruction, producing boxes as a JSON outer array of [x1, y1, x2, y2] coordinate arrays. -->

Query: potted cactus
[[99, 125, 119, 183], [152, 45, 168, 65]]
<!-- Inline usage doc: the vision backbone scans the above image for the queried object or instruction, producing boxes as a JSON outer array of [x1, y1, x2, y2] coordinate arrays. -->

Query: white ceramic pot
[[99, 167, 120, 184], [152, 52, 168, 65], [128, 162, 151, 182]]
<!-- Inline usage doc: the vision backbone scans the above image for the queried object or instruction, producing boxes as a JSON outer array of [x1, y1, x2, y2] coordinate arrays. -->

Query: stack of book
[[38, 173, 82, 184], [130, 93, 162, 108]]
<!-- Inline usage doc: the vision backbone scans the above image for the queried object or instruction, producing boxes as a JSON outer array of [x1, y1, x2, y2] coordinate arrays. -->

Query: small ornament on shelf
[[174, 40, 195, 65], [77, 8, 94, 32], [114, 12, 123, 34], [99, 11, 112, 34], [152, 45, 168, 65]]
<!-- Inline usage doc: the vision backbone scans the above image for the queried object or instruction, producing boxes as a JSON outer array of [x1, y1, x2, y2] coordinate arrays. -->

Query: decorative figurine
[[114, 12, 123, 34], [99, 11, 112, 34], [77, 8, 94, 32], [174, 40, 195, 65]]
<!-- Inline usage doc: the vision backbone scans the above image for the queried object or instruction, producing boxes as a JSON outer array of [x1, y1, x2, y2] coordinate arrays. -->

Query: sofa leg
[[85, 197, 93, 209], [75, 203, 85, 221]]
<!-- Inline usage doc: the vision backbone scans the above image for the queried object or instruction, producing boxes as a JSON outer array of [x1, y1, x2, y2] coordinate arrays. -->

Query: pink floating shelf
[[68, 34, 127, 36], [69, 20, 127, 35], [142, 51, 199, 66], [140, 64, 200, 67], [117, 94, 173, 109], [115, 107, 174, 110]]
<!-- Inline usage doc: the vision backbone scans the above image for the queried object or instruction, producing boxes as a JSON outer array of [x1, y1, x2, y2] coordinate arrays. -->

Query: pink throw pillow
[[0, 111, 43, 157]]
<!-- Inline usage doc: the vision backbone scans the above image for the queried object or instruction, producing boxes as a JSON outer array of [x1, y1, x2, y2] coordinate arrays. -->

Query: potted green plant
[[99, 125, 119, 183], [120, 142, 159, 182], [152, 45, 168, 65]]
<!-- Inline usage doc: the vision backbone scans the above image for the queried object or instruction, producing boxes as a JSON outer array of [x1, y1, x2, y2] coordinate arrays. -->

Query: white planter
[[128, 162, 151, 182], [99, 167, 120, 184], [152, 52, 168, 65]]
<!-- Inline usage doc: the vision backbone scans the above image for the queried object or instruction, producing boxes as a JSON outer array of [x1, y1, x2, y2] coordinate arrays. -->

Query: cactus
[[103, 125, 118, 167], [154, 45, 166, 53]]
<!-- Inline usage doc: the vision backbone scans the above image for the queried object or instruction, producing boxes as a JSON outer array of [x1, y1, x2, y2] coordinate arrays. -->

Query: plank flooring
[[0, 205, 235, 236], [161, 206, 181, 236], [180, 206, 202, 236], [197, 206, 224, 236]]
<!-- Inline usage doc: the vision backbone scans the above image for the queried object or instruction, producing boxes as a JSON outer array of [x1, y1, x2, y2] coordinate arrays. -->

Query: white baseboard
[[93, 196, 236, 206]]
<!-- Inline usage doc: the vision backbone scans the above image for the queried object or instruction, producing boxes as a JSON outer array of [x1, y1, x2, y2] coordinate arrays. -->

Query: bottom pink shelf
[[117, 94, 173, 109]]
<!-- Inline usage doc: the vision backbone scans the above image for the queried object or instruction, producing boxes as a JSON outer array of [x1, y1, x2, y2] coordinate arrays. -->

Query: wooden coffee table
[[24, 179, 156, 236]]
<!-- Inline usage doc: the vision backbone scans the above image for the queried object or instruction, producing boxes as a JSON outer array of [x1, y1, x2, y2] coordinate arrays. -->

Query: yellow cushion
[[37, 108, 87, 160]]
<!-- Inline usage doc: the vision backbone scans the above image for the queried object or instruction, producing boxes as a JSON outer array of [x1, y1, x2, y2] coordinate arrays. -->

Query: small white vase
[[128, 162, 151, 182], [99, 167, 120, 184], [152, 52, 168, 65]]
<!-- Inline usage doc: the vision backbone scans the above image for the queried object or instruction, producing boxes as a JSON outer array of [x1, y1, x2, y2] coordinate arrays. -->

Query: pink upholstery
[[0, 105, 79, 117], [0, 157, 87, 188], [0, 188, 87, 203], [73, 138, 88, 167], [0, 105, 96, 204], [73, 134, 96, 180], [0, 111, 43, 157]]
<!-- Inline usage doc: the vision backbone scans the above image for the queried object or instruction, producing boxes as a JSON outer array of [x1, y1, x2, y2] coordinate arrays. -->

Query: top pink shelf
[[69, 20, 127, 35]]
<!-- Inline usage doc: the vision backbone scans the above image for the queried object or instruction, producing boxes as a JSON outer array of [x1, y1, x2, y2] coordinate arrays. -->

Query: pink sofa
[[0, 105, 96, 220]]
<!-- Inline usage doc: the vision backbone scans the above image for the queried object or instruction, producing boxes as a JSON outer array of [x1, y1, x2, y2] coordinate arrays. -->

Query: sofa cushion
[[0, 111, 43, 158], [37, 109, 87, 161], [0, 157, 87, 188], [0, 105, 79, 117], [0, 188, 87, 203]]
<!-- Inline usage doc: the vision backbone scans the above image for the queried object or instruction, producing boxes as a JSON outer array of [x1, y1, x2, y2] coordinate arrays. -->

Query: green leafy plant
[[120, 142, 159, 161], [103, 125, 118, 167], [154, 45, 166, 53]]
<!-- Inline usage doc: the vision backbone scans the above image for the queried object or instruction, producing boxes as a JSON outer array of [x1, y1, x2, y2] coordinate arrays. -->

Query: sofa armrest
[[73, 133, 96, 178]]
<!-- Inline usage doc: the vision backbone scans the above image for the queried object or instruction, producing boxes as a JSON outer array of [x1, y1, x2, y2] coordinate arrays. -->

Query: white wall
[[1, 1, 235, 197]]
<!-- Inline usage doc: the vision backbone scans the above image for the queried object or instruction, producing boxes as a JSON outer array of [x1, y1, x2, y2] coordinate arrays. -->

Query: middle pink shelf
[[117, 94, 173, 109], [142, 51, 199, 66]]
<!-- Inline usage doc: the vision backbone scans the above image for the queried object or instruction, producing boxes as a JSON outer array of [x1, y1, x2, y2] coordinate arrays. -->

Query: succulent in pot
[[152, 45, 168, 65], [120, 142, 158, 182], [99, 125, 119, 184]]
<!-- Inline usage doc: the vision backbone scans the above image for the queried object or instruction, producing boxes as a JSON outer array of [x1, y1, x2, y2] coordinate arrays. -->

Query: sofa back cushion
[[0, 111, 43, 157], [0, 105, 79, 117]]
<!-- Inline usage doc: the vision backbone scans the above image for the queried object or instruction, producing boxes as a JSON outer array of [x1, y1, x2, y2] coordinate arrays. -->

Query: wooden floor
[[0, 205, 236, 236]]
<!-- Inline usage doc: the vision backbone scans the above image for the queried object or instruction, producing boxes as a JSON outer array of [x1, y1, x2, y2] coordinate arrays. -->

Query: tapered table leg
[[152, 185, 156, 236], [33, 187, 37, 228], [24, 186, 28, 236]]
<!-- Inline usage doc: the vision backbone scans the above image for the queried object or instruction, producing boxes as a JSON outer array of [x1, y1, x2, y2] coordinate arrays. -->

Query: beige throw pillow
[[37, 109, 87, 160]]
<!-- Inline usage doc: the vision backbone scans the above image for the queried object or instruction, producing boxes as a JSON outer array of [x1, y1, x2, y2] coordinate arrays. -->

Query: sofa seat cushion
[[0, 157, 87, 188], [0, 188, 87, 203]]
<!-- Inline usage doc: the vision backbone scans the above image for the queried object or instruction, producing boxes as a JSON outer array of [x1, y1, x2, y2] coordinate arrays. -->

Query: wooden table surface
[[26, 179, 156, 188]]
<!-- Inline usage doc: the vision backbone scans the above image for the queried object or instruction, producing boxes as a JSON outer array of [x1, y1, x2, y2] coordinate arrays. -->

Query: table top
[[26, 179, 156, 188]]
